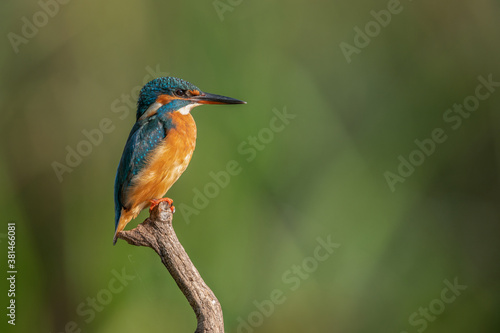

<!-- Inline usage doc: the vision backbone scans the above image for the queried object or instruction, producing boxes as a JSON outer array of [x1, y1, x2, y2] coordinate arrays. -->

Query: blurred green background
[[1, 0, 500, 332]]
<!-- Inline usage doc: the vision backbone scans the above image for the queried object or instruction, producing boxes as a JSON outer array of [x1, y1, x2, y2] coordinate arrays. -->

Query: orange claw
[[150, 197, 175, 213]]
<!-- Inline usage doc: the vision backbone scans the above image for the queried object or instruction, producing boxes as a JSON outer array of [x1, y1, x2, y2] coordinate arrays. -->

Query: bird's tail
[[113, 210, 133, 245]]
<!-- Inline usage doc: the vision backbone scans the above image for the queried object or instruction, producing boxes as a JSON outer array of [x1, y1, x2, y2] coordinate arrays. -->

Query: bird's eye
[[174, 89, 186, 97]]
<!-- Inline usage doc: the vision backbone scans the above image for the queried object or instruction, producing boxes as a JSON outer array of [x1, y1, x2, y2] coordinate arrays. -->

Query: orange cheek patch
[[157, 91, 200, 105], [157, 94, 174, 104]]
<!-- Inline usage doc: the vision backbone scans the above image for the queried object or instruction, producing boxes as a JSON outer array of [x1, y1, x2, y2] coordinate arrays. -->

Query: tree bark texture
[[117, 201, 224, 333]]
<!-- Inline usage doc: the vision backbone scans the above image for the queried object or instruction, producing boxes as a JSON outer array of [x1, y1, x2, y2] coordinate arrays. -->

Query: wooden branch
[[117, 202, 224, 333]]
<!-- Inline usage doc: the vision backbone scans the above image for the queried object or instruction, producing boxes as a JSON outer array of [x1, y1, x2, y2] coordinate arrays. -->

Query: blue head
[[136, 77, 246, 121]]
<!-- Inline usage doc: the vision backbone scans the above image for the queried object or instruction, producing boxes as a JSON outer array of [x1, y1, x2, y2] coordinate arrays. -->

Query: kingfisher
[[113, 77, 245, 244]]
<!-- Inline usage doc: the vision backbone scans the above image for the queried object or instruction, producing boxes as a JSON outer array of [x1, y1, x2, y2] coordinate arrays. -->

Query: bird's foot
[[150, 198, 175, 213]]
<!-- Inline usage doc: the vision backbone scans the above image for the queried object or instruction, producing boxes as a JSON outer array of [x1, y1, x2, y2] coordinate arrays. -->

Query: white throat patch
[[177, 103, 201, 115]]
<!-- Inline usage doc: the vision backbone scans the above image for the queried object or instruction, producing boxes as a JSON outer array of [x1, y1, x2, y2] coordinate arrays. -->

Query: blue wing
[[114, 117, 169, 230]]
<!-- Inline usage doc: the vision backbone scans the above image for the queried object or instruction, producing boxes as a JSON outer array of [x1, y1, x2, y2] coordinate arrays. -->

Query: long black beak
[[192, 92, 246, 105]]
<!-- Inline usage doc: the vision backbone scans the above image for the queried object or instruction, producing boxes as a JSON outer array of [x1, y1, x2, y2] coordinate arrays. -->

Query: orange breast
[[125, 112, 197, 216]]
